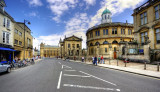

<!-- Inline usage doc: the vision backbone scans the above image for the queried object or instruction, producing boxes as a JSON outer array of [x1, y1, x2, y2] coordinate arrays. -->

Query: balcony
[[27, 44, 33, 49]]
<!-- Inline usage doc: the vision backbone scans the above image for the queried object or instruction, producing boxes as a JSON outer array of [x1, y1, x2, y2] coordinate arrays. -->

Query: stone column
[[144, 44, 150, 63]]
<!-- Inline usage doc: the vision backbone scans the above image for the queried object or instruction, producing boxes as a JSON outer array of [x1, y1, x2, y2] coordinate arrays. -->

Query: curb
[[69, 60, 160, 79]]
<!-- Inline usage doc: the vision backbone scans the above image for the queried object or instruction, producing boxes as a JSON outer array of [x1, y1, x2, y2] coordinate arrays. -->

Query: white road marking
[[63, 65, 72, 69], [63, 74, 91, 78], [64, 70, 76, 71], [63, 84, 120, 91], [79, 71, 117, 86], [58, 62, 61, 64], [57, 71, 62, 89]]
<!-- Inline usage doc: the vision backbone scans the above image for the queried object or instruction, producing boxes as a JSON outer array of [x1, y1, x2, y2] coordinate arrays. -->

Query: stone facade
[[59, 35, 82, 59], [40, 43, 60, 58], [14, 22, 33, 60], [86, 9, 134, 59], [132, 0, 160, 61]]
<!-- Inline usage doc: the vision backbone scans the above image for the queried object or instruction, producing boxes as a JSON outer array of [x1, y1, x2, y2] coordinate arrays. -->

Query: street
[[0, 58, 160, 92]]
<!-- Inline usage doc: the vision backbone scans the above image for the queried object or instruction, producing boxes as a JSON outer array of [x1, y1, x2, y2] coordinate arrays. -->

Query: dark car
[[0, 63, 11, 73]]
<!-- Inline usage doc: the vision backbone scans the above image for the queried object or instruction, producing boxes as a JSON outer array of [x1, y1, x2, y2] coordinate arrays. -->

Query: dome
[[102, 8, 111, 15]]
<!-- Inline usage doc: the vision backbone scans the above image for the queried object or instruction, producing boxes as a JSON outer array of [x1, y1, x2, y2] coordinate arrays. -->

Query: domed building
[[86, 8, 134, 59]]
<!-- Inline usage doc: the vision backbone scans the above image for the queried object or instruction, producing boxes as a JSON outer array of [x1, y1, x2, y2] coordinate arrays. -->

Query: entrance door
[[114, 52, 117, 59]]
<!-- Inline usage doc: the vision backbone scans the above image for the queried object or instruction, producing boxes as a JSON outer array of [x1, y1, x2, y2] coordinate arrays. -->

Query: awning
[[0, 47, 16, 51]]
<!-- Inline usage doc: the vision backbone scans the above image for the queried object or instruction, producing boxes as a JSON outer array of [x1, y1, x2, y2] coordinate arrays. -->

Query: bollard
[[117, 59, 118, 66], [125, 61, 126, 67], [144, 62, 146, 70], [157, 62, 160, 72]]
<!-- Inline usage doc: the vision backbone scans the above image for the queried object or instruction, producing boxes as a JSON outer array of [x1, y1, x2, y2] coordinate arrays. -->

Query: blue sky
[[5, 0, 147, 49]]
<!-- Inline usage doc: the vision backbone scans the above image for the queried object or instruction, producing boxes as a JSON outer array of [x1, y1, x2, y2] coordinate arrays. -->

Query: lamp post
[[23, 20, 31, 60], [109, 44, 112, 65]]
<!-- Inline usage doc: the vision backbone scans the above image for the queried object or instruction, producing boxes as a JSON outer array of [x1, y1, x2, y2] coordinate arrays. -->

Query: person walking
[[94, 56, 97, 66], [92, 56, 94, 64], [82, 56, 84, 62], [101, 56, 104, 64], [98, 56, 101, 64]]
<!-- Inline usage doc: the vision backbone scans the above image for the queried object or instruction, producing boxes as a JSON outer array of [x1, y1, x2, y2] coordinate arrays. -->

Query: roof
[[86, 22, 133, 34], [102, 8, 111, 15], [64, 35, 83, 41], [0, 9, 15, 22], [132, 0, 160, 16], [44, 45, 59, 48]]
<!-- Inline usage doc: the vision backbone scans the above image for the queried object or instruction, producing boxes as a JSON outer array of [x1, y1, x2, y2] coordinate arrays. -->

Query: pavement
[[69, 59, 160, 79], [0, 58, 160, 92]]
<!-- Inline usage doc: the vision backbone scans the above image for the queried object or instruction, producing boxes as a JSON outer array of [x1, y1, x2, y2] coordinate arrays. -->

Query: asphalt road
[[0, 58, 160, 92]]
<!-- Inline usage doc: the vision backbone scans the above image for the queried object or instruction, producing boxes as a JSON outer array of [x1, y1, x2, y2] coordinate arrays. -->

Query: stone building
[[59, 35, 82, 59], [40, 43, 60, 58], [86, 8, 134, 59], [14, 22, 33, 60], [132, 0, 160, 62], [0, 0, 15, 62]]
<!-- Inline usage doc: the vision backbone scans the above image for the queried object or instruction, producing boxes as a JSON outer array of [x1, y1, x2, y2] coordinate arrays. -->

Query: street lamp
[[23, 19, 31, 60]]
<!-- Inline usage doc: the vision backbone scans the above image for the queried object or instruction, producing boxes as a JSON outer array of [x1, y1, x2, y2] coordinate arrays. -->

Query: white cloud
[[34, 0, 145, 49], [29, 12, 37, 17], [47, 0, 78, 23], [83, 0, 96, 5], [89, 0, 145, 27], [34, 13, 90, 49], [26, 0, 42, 6]]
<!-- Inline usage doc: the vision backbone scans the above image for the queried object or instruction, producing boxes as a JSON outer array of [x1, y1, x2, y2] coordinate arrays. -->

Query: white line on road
[[63, 74, 91, 78], [63, 84, 120, 91], [58, 62, 61, 64], [57, 71, 62, 89], [63, 65, 72, 69], [64, 70, 76, 71], [79, 71, 117, 86]]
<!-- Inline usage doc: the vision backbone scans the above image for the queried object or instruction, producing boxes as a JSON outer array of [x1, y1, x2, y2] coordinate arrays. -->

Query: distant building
[[59, 35, 82, 59], [86, 8, 134, 59], [0, 0, 15, 62], [33, 47, 40, 57], [40, 43, 60, 58], [132, 0, 160, 62]]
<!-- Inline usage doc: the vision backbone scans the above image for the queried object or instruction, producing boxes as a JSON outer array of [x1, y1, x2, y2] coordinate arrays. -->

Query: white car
[[0, 63, 11, 73]]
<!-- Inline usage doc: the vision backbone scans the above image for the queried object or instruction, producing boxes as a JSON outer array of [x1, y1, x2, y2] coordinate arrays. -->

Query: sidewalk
[[69, 60, 160, 79]]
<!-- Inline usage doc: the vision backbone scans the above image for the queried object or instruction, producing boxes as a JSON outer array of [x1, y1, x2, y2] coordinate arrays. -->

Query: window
[[15, 29, 18, 34], [115, 28, 117, 34], [128, 29, 132, 35], [27, 38, 31, 46], [3, 18, 6, 27], [112, 28, 114, 34], [140, 12, 147, 25], [90, 32, 93, 38], [19, 41, 22, 45], [68, 44, 70, 48], [77, 44, 79, 48], [3, 32, 10, 44], [106, 29, 108, 35], [112, 28, 117, 34], [7, 19, 10, 29], [155, 5, 160, 20], [14, 39, 18, 44], [103, 29, 105, 35], [96, 31, 100, 36], [140, 32, 148, 45], [19, 32, 22, 36], [105, 48, 107, 53], [121, 29, 125, 34], [105, 15, 106, 19], [156, 28, 160, 44], [108, 15, 110, 19]]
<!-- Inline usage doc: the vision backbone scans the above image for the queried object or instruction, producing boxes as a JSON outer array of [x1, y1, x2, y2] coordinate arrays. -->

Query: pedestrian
[[94, 56, 97, 66], [92, 56, 94, 64], [101, 55, 104, 64], [82, 56, 84, 62], [98, 56, 101, 63]]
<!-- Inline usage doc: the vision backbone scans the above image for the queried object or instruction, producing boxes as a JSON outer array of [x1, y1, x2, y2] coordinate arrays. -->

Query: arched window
[[103, 41, 109, 44], [95, 42, 100, 45], [90, 43, 93, 46], [112, 40, 118, 44], [105, 15, 106, 19]]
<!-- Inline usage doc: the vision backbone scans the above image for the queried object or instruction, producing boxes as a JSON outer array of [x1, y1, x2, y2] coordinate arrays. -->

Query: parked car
[[0, 63, 11, 73]]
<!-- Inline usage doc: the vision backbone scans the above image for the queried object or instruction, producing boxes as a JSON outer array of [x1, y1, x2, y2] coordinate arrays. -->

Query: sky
[[5, 0, 147, 49]]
